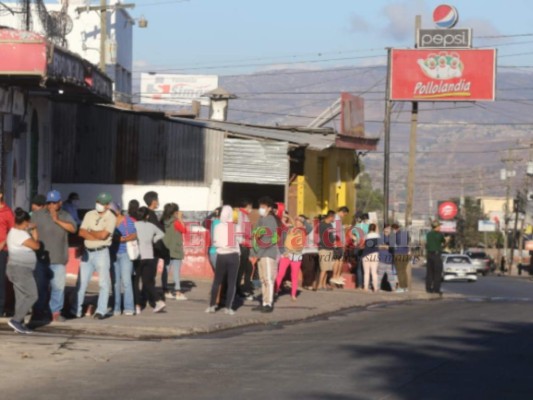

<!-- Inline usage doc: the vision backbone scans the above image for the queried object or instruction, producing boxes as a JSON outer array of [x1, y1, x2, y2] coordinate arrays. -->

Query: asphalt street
[[1, 272, 533, 400]]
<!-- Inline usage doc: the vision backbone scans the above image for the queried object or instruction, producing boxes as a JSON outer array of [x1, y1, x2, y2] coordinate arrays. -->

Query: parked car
[[442, 254, 478, 282], [464, 249, 493, 275]]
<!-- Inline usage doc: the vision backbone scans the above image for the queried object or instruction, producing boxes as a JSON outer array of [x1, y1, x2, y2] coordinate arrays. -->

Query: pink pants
[[275, 257, 302, 297]]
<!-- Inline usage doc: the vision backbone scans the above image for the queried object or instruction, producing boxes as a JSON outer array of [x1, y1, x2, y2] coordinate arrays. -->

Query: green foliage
[[356, 172, 384, 213]]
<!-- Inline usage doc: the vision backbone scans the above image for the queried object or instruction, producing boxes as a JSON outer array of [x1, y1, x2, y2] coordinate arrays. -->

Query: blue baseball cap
[[46, 190, 62, 203]]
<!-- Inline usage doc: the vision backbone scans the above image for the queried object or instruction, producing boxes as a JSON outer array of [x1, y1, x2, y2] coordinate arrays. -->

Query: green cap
[[96, 192, 113, 205]]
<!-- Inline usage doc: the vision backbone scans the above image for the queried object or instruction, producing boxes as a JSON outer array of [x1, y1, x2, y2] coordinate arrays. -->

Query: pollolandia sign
[[438, 200, 459, 220], [389, 48, 496, 101]]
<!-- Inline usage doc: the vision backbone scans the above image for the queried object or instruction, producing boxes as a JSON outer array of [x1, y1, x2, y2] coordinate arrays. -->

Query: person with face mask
[[31, 190, 76, 322], [62, 192, 81, 227], [235, 199, 254, 300], [250, 196, 280, 313], [74, 193, 117, 319]]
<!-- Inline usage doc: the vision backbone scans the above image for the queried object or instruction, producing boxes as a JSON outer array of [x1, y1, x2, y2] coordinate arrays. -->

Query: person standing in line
[[109, 203, 137, 316], [275, 216, 309, 301], [392, 223, 411, 292], [0, 189, 14, 317], [32, 190, 76, 322], [317, 211, 336, 290], [425, 221, 446, 294], [206, 205, 240, 315], [377, 224, 397, 292], [330, 206, 350, 286], [250, 197, 279, 313], [235, 199, 254, 300], [362, 223, 380, 292], [300, 215, 319, 290], [206, 207, 221, 271], [75, 193, 117, 320], [352, 213, 370, 289], [6, 208, 40, 334], [162, 203, 188, 301], [134, 207, 166, 314], [127, 200, 140, 221], [30, 194, 46, 215], [62, 192, 81, 227]]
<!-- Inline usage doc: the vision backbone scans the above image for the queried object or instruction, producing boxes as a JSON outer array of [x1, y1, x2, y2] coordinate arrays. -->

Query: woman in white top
[[206, 205, 240, 315], [361, 223, 380, 292], [6, 208, 41, 334], [134, 207, 166, 314]]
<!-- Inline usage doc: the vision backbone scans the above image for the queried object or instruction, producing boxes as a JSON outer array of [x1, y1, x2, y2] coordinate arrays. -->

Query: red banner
[[390, 49, 496, 101]]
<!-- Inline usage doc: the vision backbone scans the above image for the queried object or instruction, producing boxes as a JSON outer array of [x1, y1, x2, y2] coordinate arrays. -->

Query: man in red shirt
[[0, 189, 15, 317]]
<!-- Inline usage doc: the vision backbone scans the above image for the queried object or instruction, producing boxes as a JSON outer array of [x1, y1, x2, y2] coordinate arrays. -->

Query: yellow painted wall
[[294, 148, 356, 221]]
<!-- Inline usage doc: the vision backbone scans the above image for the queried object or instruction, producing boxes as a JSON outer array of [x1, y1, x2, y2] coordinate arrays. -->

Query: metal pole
[[405, 15, 421, 228], [99, 0, 107, 71], [383, 48, 392, 226], [510, 191, 520, 270]]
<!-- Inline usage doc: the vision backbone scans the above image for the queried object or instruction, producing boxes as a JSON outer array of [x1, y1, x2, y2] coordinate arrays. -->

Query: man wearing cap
[[32, 190, 77, 322], [425, 221, 446, 294], [75, 192, 117, 319]]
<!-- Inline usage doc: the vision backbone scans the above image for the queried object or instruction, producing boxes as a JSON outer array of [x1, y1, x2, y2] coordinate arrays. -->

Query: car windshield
[[466, 252, 487, 259], [447, 256, 471, 264]]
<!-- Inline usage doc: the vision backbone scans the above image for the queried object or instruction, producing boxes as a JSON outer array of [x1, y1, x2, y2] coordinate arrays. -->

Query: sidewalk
[[1, 270, 454, 340]]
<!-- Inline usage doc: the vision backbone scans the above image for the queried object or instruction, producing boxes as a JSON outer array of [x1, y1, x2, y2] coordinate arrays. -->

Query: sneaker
[[164, 292, 175, 300], [261, 305, 273, 313], [124, 311, 135, 316], [245, 294, 254, 301], [205, 306, 217, 313], [135, 305, 142, 315], [8, 319, 27, 334], [223, 308, 235, 315], [175, 292, 188, 301], [93, 313, 105, 320], [153, 301, 166, 313]]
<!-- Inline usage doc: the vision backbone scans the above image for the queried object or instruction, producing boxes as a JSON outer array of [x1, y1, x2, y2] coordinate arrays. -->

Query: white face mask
[[259, 207, 267, 217], [95, 203, 106, 213]]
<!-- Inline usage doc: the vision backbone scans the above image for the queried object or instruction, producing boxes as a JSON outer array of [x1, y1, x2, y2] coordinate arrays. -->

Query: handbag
[[123, 217, 140, 260]]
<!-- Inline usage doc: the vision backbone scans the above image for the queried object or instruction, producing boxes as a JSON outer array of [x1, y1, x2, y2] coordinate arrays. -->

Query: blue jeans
[[113, 252, 134, 313], [76, 249, 111, 317], [168, 259, 182, 291], [49, 264, 66, 314]]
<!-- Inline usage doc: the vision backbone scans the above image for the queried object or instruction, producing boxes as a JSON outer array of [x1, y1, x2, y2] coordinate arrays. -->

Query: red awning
[[0, 28, 112, 103]]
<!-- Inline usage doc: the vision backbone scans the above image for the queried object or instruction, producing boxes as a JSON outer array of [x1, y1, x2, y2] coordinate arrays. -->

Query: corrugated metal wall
[[51, 103, 209, 186], [223, 138, 289, 185]]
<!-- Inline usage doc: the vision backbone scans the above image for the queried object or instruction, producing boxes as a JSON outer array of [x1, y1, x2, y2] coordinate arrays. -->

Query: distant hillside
[[221, 66, 533, 218]]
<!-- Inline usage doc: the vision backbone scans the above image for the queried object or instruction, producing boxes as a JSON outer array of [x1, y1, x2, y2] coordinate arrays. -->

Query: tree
[[356, 172, 384, 213]]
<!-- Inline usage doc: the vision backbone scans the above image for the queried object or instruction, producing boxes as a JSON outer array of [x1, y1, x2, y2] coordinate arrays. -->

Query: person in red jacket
[[0, 190, 15, 317]]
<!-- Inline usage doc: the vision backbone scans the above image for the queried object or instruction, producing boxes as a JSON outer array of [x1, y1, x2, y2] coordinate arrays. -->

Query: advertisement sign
[[340, 92, 364, 137], [417, 29, 472, 49], [478, 220, 497, 232], [440, 220, 457, 233], [433, 4, 459, 29], [140, 73, 218, 106], [438, 200, 459, 220], [389, 49, 496, 101]]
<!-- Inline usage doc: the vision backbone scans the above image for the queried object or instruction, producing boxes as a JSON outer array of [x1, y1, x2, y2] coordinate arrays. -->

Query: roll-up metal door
[[223, 138, 289, 185]]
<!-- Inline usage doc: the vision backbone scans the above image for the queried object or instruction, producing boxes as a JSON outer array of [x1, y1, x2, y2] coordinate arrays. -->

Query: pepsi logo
[[438, 201, 458, 220], [433, 4, 459, 29]]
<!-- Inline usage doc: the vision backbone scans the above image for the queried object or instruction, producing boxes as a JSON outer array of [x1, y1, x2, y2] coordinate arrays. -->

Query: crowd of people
[[0, 188, 415, 334]]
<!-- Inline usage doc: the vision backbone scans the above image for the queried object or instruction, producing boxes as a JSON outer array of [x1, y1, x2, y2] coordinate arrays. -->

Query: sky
[[127, 0, 533, 75]]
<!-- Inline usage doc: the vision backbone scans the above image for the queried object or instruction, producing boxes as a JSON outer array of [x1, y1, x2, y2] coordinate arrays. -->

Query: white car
[[442, 254, 477, 282]]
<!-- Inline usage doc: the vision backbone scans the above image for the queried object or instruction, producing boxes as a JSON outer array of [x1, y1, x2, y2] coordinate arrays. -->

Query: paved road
[[1, 272, 533, 400]]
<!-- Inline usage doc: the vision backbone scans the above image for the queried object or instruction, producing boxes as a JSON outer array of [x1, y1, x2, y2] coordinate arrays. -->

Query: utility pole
[[404, 15, 421, 229], [478, 167, 488, 247], [428, 183, 433, 221], [383, 48, 393, 225], [75, 1, 135, 72], [501, 149, 521, 274]]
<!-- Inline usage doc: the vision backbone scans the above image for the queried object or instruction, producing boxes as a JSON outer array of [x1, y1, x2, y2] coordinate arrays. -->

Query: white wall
[[51, 183, 213, 212]]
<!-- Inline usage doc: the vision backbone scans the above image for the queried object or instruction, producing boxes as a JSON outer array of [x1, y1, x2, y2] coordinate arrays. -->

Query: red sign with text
[[390, 49, 496, 101], [438, 201, 459, 220]]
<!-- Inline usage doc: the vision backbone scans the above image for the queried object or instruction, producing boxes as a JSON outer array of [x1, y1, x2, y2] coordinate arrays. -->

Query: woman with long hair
[[134, 207, 166, 314], [6, 208, 40, 333], [362, 223, 380, 292], [161, 203, 187, 301]]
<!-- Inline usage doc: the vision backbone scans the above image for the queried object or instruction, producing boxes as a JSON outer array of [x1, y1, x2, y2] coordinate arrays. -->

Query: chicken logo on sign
[[417, 52, 463, 80]]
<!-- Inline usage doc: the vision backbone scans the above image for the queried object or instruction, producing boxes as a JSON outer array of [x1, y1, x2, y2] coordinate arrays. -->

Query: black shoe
[[93, 313, 105, 320], [261, 305, 273, 313], [251, 305, 264, 312]]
